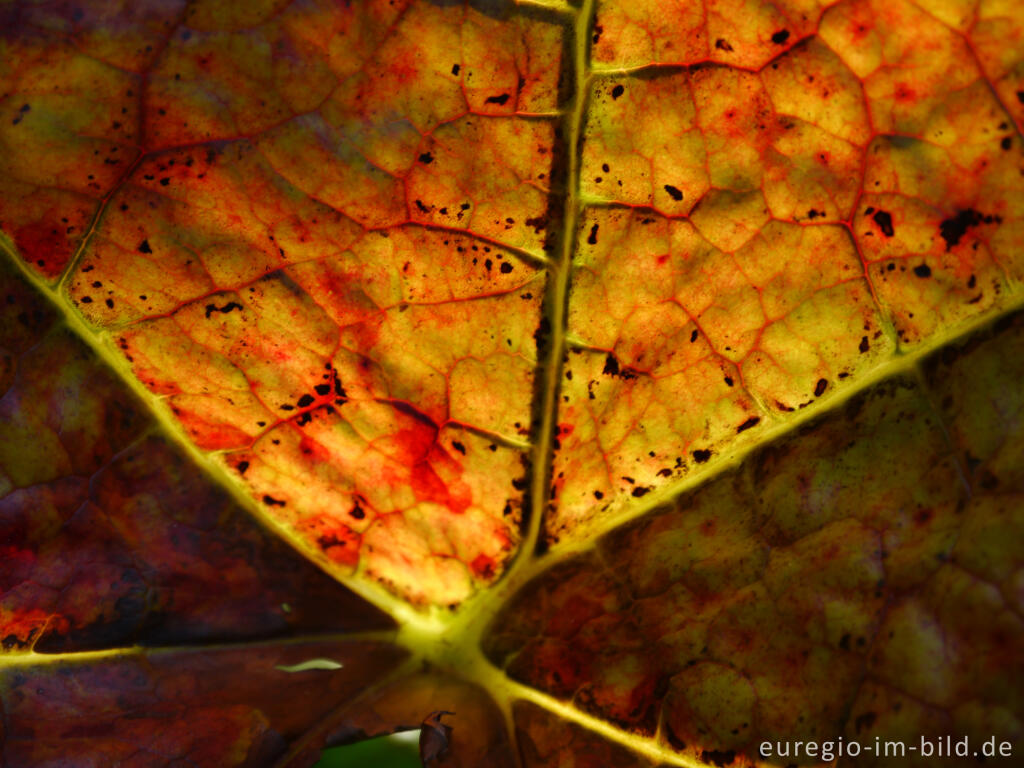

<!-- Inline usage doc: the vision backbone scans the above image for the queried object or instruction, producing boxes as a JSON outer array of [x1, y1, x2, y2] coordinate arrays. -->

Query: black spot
[[204, 301, 243, 319], [451, 64, 460, 76], [736, 417, 760, 433], [452, 440, 466, 455], [690, 329, 699, 343], [314, 383, 331, 396], [859, 335, 869, 353], [138, 239, 152, 253], [913, 263, 931, 278], [80, 296, 93, 303], [724, 376, 733, 387], [593, 490, 604, 499], [611, 84, 624, 99], [631, 486, 650, 498], [1002, 137, 1012, 150], [297, 394, 315, 408], [692, 449, 711, 463], [714, 38, 733, 51], [485, 93, 510, 105], [872, 209, 894, 237], [664, 184, 683, 201], [587, 223, 599, 245], [105, 298, 114, 309], [237, 460, 249, 475], [500, 261, 513, 273], [601, 353, 638, 380], [771, 29, 790, 44], [334, 375, 348, 403], [263, 495, 286, 507], [418, 152, 433, 164], [350, 501, 365, 520], [939, 208, 982, 250], [159, 177, 170, 186], [814, 378, 828, 396], [318, 533, 346, 550]]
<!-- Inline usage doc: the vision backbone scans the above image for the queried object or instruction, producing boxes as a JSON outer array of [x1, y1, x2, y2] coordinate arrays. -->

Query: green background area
[[313, 731, 421, 768]]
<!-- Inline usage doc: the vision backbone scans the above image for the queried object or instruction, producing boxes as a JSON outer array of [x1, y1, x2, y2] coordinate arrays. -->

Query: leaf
[[1, 0, 1022, 766]]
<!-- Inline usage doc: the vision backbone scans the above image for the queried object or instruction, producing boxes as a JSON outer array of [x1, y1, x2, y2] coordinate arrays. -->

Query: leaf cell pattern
[[1, 0, 1022, 766]]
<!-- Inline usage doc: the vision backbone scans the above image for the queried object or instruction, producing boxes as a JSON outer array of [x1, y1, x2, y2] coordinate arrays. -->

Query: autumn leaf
[[1, 0, 1022, 766]]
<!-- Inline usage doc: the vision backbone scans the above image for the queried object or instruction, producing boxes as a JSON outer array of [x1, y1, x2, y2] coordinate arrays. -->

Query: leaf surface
[[1, 0, 1022, 766]]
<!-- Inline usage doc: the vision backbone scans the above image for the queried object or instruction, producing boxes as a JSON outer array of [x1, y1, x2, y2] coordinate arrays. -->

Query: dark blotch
[[603, 353, 620, 377], [692, 449, 711, 463], [872, 209, 894, 237], [204, 301, 243, 319], [485, 93, 510, 105], [771, 29, 790, 44], [297, 394, 315, 408], [939, 208, 983, 250], [137, 239, 152, 254], [418, 152, 433, 164], [587, 223, 599, 245], [814, 378, 827, 396], [736, 417, 760, 433], [263, 495, 286, 507], [664, 184, 683, 201], [913, 263, 931, 278], [611, 84, 624, 99]]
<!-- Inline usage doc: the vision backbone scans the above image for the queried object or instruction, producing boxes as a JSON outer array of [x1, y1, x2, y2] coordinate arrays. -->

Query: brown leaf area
[[1, 0, 1023, 767]]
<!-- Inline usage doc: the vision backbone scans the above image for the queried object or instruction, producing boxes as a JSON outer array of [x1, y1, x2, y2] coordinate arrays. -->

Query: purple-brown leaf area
[[1, 0, 1022, 766]]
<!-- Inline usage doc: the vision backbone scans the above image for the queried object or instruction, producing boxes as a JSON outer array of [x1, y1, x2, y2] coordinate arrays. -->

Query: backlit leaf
[[1, 0, 1022, 766]]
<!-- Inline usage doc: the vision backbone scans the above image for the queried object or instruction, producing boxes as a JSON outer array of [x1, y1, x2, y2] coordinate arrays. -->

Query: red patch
[[175, 408, 251, 451], [15, 219, 72, 278], [470, 554, 496, 580]]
